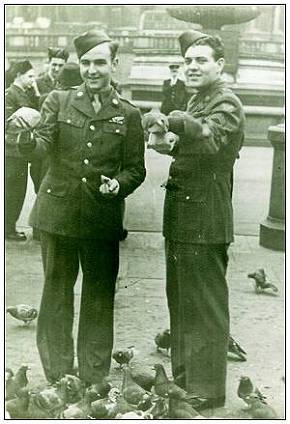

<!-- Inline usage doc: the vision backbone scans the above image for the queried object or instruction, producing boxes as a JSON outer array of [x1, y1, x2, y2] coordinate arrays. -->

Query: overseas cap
[[178, 30, 208, 57], [12, 60, 33, 76], [74, 29, 112, 59], [57, 62, 83, 89], [48, 47, 69, 62]]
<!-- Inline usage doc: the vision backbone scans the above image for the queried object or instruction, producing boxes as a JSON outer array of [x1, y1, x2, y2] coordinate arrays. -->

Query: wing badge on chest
[[108, 116, 125, 125]]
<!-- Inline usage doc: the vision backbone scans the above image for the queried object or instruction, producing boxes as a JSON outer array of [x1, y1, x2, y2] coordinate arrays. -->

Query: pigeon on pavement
[[245, 393, 278, 419], [5, 387, 30, 418], [130, 365, 155, 391], [169, 395, 201, 419], [238, 376, 266, 405], [6, 304, 38, 325], [122, 365, 150, 406], [228, 335, 247, 361], [113, 346, 134, 368], [247, 269, 278, 293], [153, 364, 188, 400], [154, 329, 171, 355]]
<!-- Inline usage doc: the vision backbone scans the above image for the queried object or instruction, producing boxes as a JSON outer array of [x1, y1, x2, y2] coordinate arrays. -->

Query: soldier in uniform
[[160, 63, 188, 115], [143, 31, 245, 411], [17, 30, 146, 385], [5, 60, 40, 241], [36, 47, 69, 103]]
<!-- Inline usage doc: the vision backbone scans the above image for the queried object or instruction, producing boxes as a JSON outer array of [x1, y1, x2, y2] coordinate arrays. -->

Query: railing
[[5, 30, 284, 61]]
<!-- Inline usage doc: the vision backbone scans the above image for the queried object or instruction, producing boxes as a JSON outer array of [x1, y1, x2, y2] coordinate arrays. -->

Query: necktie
[[92, 93, 101, 115]]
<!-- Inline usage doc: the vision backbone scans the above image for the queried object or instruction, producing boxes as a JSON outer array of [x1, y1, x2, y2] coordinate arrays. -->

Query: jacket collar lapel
[[71, 83, 122, 121], [71, 83, 96, 119]]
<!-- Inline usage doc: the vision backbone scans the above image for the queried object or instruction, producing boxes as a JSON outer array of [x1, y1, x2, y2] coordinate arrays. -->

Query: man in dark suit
[[17, 30, 146, 385], [160, 63, 188, 115], [143, 31, 245, 412]]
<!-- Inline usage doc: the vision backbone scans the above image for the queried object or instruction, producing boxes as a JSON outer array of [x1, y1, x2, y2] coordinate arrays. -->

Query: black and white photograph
[[4, 2, 285, 419]]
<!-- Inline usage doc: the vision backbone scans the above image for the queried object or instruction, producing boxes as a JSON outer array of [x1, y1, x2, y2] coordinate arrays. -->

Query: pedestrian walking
[[16, 30, 146, 385], [142, 30, 245, 410], [160, 63, 188, 115], [5, 60, 40, 241]]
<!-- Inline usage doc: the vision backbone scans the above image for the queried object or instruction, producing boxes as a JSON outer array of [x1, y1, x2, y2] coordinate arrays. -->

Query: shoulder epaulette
[[117, 95, 138, 108]]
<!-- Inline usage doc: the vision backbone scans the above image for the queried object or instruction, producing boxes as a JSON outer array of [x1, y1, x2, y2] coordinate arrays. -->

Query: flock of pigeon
[[6, 268, 280, 419]]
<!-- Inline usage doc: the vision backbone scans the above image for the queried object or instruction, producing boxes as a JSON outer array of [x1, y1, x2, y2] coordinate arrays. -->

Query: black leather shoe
[[6, 231, 27, 242], [190, 396, 225, 411]]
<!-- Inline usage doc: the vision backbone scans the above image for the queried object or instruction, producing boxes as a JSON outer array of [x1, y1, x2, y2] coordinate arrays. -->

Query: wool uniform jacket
[[19, 84, 146, 240], [163, 79, 245, 244]]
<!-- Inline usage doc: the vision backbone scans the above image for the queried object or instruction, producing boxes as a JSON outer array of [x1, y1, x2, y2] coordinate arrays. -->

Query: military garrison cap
[[57, 62, 83, 89], [178, 30, 208, 57], [12, 60, 33, 76], [48, 47, 69, 62], [74, 29, 114, 59]]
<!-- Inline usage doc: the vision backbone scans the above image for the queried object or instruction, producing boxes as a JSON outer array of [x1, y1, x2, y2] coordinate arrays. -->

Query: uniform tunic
[[5, 84, 39, 234], [163, 79, 245, 399], [19, 84, 146, 383]]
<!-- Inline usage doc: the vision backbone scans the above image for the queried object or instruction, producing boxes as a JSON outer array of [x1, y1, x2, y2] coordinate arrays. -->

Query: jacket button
[[66, 119, 71, 124], [186, 196, 190, 200], [112, 98, 118, 105], [168, 176, 172, 180], [82, 177, 87, 183], [84, 159, 89, 165], [172, 158, 176, 163], [87, 142, 92, 148], [89, 125, 95, 131], [77, 91, 83, 97], [115, 128, 120, 133], [47, 188, 51, 193]]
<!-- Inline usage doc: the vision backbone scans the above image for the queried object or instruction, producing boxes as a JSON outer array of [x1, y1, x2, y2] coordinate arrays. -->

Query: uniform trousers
[[165, 240, 229, 399], [37, 231, 119, 384], [5, 157, 28, 234]]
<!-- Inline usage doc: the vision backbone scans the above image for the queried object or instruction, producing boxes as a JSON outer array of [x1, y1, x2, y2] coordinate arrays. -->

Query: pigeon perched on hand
[[142, 111, 169, 134], [6, 304, 38, 326], [113, 346, 134, 368], [247, 269, 278, 293], [155, 329, 171, 356], [228, 335, 247, 361], [245, 393, 278, 419]]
